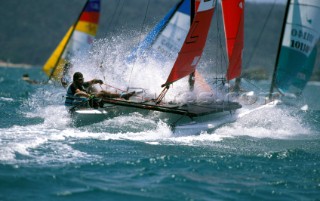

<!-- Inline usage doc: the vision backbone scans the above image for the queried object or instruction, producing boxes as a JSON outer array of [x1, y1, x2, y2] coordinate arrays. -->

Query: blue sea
[[0, 67, 320, 201]]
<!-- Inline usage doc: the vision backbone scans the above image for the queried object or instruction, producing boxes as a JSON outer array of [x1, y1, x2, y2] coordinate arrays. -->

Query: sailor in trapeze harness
[[65, 72, 135, 109]]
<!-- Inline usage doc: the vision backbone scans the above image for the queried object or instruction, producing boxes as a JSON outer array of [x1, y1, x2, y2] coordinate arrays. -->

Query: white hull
[[71, 104, 149, 127], [71, 103, 238, 135], [71, 100, 280, 135], [173, 100, 280, 135], [172, 111, 237, 135]]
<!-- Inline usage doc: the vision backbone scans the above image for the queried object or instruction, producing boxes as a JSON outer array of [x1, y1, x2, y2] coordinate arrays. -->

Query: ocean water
[[0, 67, 320, 201]]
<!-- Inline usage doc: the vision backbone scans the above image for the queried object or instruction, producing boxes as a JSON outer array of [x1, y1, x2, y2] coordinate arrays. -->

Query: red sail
[[195, 0, 200, 11], [163, 0, 215, 87], [222, 0, 244, 80]]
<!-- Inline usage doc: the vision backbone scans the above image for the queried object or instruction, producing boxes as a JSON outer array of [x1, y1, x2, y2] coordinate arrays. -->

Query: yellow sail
[[42, 26, 73, 79], [42, 0, 101, 82]]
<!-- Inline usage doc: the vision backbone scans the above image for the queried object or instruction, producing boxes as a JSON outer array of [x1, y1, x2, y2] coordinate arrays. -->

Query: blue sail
[[126, 0, 192, 64], [276, 46, 317, 96], [274, 0, 320, 96]]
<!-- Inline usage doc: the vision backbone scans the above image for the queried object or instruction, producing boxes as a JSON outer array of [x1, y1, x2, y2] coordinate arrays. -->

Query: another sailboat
[[73, 0, 245, 131], [43, 0, 100, 86], [268, 0, 320, 101]]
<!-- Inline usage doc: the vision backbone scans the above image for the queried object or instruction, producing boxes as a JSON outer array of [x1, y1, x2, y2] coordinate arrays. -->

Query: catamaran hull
[[71, 100, 241, 135], [71, 104, 150, 127], [162, 110, 237, 135], [71, 107, 114, 127]]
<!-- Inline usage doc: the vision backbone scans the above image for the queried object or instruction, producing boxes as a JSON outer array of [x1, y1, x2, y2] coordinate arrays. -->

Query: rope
[[99, 0, 122, 77], [213, 2, 229, 100], [216, 2, 227, 78], [241, 78, 263, 91], [111, 0, 125, 34], [100, 83, 149, 100], [91, 82, 126, 98], [106, 0, 122, 36], [101, 83, 126, 92], [244, 0, 277, 68], [128, 0, 151, 86]]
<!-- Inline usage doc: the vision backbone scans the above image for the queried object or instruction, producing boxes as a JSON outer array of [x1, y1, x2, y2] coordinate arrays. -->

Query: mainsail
[[270, 0, 320, 96], [126, 0, 197, 64], [162, 0, 215, 87], [43, 0, 100, 81], [222, 0, 244, 81]]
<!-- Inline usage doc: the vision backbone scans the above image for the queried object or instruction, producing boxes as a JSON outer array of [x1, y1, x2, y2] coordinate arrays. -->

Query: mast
[[188, 0, 196, 91], [191, 0, 196, 21], [47, 0, 90, 81], [268, 0, 291, 100]]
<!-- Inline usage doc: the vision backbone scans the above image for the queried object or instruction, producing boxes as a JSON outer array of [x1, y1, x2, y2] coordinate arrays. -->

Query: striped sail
[[43, 0, 100, 81], [221, 0, 244, 81], [274, 0, 320, 96], [163, 0, 215, 86], [126, 0, 198, 64]]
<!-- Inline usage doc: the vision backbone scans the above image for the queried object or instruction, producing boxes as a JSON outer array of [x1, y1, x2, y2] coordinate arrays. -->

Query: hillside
[[0, 0, 318, 79], [0, 0, 178, 65]]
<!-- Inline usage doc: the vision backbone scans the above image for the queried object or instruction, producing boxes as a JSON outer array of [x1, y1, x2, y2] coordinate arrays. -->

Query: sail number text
[[290, 28, 314, 54], [291, 29, 314, 42], [290, 39, 310, 54]]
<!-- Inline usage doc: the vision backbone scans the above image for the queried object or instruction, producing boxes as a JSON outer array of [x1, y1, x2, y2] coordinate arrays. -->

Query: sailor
[[22, 74, 41, 85], [65, 72, 135, 109]]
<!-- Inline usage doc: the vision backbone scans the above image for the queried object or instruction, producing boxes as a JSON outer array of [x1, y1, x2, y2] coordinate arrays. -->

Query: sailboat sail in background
[[269, 0, 320, 98], [43, 0, 100, 83], [222, 0, 244, 81]]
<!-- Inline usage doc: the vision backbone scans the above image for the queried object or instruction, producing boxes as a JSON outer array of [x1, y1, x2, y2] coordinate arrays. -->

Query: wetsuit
[[65, 82, 89, 107]]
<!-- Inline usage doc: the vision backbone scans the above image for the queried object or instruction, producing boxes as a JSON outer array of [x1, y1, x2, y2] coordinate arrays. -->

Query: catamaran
[[268, 0, 320, 102], [72, 0, 245, 133], [42, 0, 100, 86]]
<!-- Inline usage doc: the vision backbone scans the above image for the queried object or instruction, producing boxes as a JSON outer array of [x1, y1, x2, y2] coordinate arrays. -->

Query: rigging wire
[[106, 0, 122, 37], [99, 0, 122, 66], [244, 0, 277, 68], [128, 0, 151, 86], [240, 0, 277, 91], [111, 0, 125, 34], [210, 0, 227, 92], [99, 0, 123, 81], [216, 1, 227, 81]]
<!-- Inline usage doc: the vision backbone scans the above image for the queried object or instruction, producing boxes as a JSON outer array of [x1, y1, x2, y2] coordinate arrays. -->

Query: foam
[[0, 97, 14, 102], [212, 105, 311, 139], [3, 31, 313, 165]]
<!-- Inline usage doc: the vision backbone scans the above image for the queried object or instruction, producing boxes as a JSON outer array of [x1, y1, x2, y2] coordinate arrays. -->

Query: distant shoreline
[[0, 60, 33, 68]]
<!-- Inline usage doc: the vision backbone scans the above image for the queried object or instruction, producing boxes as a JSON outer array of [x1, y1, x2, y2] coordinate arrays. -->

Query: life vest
[[65, 84, 88, 107]]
